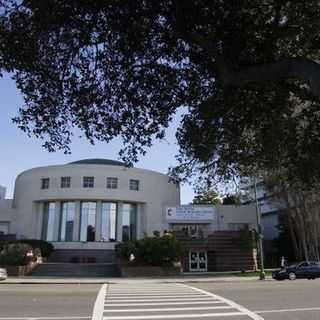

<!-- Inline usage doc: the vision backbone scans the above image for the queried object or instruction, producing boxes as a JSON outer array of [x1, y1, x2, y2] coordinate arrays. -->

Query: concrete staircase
[[207, 231, 257, 271], [30, 263, 120, 277]]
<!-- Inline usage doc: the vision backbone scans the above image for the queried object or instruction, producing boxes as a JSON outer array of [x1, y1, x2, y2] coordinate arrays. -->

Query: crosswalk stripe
[[105, 297, 216, 302], [96, 283, 263, 320], [107, 293, 204, 296], [104, 306, 234, 312], [180, 284, 264, 320], [106, 295, 208, 299], [104, 300, 226, 306], [102, 313, 245, 319]]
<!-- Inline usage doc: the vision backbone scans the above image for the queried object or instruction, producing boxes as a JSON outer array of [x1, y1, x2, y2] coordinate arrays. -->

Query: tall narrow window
[[80, 202, 96, 241], [83, 176, 94, 188], [129, 179, 139, 191], [122, 204, 137, 241], [101, 203, 117, 241], [60, 202, 75, 241], [106, 177, 118, 189], [41, 178, 50, 189], [42, 202, 56, 241], [61, 176, 71, 188]]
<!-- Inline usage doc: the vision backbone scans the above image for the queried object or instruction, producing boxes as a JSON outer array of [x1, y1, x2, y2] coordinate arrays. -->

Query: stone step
[[30, 263, 120, 277], [49, 249, 117, 263]]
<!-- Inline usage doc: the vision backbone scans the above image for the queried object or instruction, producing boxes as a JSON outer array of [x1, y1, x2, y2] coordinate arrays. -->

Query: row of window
[[42, 201, 137, 242], [41, 177, 140, 191]]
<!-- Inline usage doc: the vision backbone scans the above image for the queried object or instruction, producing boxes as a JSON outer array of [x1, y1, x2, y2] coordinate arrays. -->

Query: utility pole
[[254, 176, 265, 280]]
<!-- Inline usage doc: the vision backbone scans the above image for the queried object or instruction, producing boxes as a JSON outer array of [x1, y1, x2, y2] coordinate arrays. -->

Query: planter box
[[1, 262, 37, 276]]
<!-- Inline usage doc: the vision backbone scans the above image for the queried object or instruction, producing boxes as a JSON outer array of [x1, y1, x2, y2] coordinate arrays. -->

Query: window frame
[[101, 202, 117, 241], [80, 201, 97, 242], [41, 202, 56, 241], [41, 178, 50, 190], [61, 176, 71, 188], [59, 201, 75, 242], [129, 179, 140, 191], [106, 177, 118, 189], [83, 176, 94, 188]]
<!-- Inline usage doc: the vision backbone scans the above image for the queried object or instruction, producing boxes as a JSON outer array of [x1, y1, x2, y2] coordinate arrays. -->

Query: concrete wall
[[216, 205, 257, 231], [0, 200, 17, 234], [6, 163, 180, 240], [0, 185, 6, 200], [166, 205, 257, 234]]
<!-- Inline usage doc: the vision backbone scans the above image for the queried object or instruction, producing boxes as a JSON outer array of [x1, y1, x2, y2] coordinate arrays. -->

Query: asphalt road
[[0, 284, 99, 319], [195, 279, 320, 320], [0, 280, 319, 320]]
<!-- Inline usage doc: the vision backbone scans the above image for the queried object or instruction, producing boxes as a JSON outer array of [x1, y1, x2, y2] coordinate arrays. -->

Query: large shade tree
[[1, 0, 320, 185]]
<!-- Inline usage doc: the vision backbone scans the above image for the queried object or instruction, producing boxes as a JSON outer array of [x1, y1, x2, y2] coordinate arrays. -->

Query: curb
[[0, 276, 273, 285]]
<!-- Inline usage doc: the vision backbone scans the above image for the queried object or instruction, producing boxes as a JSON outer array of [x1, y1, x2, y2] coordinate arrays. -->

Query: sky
[[0, 73, 195, 203]]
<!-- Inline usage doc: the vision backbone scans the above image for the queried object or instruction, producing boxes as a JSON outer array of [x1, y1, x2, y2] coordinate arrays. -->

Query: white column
[[73, 200, 81, 241], [117, 202, 123, 241], [136, 203, 144, 240], [53, 201, 61, 241], [37, 202, 44, 240], [95, 201, 102, 241]]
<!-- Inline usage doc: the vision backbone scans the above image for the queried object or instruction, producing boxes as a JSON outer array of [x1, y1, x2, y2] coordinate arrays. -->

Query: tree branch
[[223, 57, 320, 99]]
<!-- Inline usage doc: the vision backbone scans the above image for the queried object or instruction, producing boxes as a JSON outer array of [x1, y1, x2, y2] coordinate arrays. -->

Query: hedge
[[0, 239, 54, 258], [116, 234, 184, 267], [0, 243, 34, 266]]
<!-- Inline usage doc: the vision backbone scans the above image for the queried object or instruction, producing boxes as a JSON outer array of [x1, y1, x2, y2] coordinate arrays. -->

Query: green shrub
[[0, 240, 54, 258], [0, 243, 33, 266], [116, 235, 184, 267], [18, 240, 54, 258], [115, 241, 138, 259]]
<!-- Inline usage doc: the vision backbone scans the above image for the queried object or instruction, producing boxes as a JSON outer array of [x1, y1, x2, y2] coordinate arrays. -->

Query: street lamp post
[[254, 176, 266, 280]]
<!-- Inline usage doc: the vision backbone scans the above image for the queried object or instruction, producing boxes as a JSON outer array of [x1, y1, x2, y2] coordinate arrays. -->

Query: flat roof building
[[0, 159, 258, 273]]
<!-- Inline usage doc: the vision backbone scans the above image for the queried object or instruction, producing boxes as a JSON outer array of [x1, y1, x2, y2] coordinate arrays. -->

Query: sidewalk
[[0, 274, 273, 284]]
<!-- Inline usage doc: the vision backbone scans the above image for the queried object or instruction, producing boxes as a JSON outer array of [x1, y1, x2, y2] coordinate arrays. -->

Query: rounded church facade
[[12, 159, 180, 250]]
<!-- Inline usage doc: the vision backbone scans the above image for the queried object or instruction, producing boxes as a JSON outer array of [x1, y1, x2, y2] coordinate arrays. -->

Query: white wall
[[10, 163, 180, 239], [0, 185, 6, 200], [216, 205, 257, 231], [0, 199, 17, 234]]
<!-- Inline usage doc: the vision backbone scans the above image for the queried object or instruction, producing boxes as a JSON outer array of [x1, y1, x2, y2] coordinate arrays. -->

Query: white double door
[[189, 250, 207, 272]]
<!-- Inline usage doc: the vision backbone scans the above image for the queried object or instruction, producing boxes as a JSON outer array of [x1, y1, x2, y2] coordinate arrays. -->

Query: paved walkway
[[92, 283, 263, 320], [1, 276, 271, 284]]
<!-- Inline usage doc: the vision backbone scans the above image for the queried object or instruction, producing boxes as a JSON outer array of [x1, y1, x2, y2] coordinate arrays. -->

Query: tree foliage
[[1, 1, 320, 184], [264, 172, 320, 262], [192, 187, 221, 205], [222, 195, 241, 205]]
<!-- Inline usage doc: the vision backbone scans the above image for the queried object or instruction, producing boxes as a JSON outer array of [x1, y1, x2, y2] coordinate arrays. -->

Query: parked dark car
[[273, 261, 320, 280]]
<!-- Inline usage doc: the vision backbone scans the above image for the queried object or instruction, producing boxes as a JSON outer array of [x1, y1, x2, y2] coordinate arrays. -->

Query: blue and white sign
[[166, 206, 215, 221]]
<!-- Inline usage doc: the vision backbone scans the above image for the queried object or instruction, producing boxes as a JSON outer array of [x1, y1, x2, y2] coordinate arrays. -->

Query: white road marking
[[104, 306, 234, 312], [106, 294, 204, 298], [105, 297, 216, 302], [180, 284, 264, 320], [104, 300, 226, 306], [255, 307, 320, 314], [101, 283, 265, 320], [91, 283, 108, 320], [0, 318, 90, 320], [107, 293, 203, 296], [102, 313, 245, 319]]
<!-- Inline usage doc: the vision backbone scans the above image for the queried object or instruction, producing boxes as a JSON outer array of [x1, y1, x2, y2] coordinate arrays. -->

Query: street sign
[[166, 206, 215, 221]]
